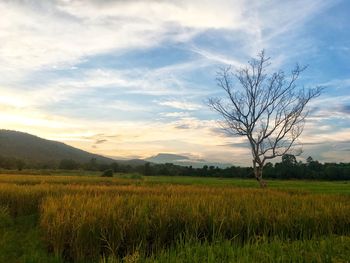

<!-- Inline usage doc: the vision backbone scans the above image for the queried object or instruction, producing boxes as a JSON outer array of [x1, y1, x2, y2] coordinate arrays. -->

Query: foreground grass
[[139, 236, 350, 263], [0, 214, 61, 263], [2, 217, 349, 263], [1, 214, 349, 263], [0, 173, 349, 262]]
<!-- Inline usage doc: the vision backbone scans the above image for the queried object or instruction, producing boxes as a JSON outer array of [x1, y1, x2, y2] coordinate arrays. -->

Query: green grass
[[1, 172, 349, 194], [0, 214, 62, 263], [144, 175, 350, 194], [2, 221, 349, 263], [140, 236, 350, 263], [2, 218, 349, 263]]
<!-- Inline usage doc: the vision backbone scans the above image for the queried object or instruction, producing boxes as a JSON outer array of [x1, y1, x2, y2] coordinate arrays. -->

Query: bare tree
[[209, 51, 322, 187]]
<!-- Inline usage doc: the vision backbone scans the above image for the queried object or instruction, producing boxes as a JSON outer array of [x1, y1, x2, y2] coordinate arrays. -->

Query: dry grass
[[40, 186, 350, 261], [1, 174, 349, 262]]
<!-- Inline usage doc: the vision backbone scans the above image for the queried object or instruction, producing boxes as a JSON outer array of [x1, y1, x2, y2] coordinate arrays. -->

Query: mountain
[[0, 130, 115, 164], [145, 153, 192, 163], [145, 153, 233, 168], [0, 130, 231, 168]]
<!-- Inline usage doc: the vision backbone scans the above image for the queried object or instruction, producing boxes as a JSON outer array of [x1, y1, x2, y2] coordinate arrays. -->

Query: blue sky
[[0, 0, 349, 165]]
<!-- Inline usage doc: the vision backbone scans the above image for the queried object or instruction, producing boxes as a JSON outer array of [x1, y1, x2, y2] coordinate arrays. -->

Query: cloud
[[161, 112, 190, 118], [340, 104, 350, 114], [317, 78, 350, 90], [175, 124, 191, 129], [157, 100, 202, 110], [312, 102, 350, 119], [95, 139, 107, 144], [57, 0, 244, 29], [0, 0, 240, 77], [190, 47, 244, 68], [1, 0, 333, 76]]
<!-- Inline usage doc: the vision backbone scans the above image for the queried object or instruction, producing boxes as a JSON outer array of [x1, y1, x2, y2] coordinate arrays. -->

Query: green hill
[[0, 130, 115, 165]]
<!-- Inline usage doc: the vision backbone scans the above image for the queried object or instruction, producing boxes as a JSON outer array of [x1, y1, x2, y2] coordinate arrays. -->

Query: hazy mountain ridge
[[145, 153, 233, 168]]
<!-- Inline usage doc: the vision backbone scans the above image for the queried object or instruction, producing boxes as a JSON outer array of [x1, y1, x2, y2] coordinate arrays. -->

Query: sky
[[0, 0, 349, 166]]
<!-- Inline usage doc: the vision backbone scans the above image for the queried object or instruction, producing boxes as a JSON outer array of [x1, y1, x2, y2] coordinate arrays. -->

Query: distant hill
[[145, 153, 193, 163], [0, 130, 231, 169], [0, 130, 115, 164], [145, 153, 233, 168]]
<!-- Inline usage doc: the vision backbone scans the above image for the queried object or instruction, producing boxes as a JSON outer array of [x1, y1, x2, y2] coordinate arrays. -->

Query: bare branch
[[208, 50, 322, 182]]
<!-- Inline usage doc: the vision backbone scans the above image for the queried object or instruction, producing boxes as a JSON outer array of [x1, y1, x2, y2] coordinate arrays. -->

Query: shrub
[[101, 169, 113, 177]]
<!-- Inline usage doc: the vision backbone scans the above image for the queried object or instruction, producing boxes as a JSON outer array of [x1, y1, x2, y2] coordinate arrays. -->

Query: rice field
[[0, 173, 349, 262]]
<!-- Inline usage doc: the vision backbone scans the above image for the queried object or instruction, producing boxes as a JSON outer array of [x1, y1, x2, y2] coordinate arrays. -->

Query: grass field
[[1, 170, 349, 194], [145, 175, 350, 194], [0, 173, 349, 262]]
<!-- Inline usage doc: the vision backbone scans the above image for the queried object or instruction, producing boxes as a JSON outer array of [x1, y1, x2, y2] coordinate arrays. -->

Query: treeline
[[263, 155, 350, 180], [0, 154, 349, 180], [141, 156, 350, 180]]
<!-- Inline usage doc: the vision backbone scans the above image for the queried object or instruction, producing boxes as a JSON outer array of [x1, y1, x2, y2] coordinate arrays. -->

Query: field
[[0, 173, 349, 262]]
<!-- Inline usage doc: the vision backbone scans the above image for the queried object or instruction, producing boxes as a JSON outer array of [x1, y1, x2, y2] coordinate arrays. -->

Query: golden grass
[[40, 186, 350, 261], [1, 174, 349, 262]]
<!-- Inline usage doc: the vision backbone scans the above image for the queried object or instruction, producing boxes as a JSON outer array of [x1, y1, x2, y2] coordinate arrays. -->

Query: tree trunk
[[253, 163, 267, 188]]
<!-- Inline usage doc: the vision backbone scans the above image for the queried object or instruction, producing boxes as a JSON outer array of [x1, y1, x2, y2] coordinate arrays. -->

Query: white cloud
[[0, 0, 333, 77], [57, 0, 245, 29], [157, 100, 202, 110], [161, 112, 190, 118], [190, 47, 244, 68], [0, 0, 240, 77], [318, 78, 350, 90]]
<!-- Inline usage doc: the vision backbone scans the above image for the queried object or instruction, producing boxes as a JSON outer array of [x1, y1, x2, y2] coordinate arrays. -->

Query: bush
[[59, 159, 80, 170], [101, 169, 113, 177]]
